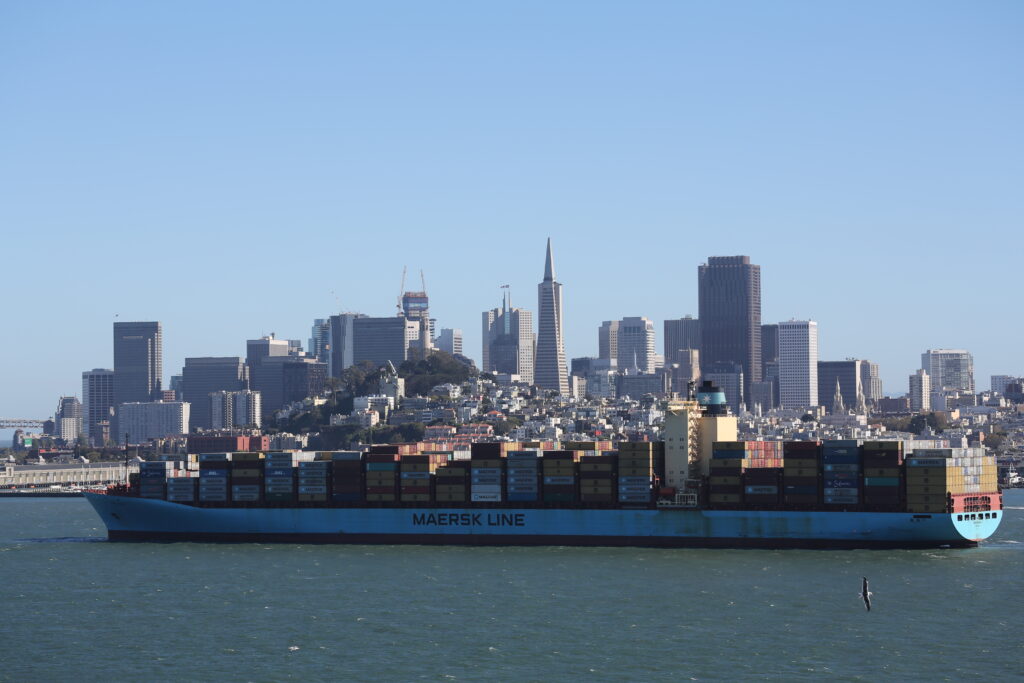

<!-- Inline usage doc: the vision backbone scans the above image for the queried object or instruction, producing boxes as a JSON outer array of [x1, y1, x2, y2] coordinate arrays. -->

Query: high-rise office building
[[778, 320, 818, 409], [909, 369, 931, 412], [921, 349, 975, 393], [598, 321, 619, 361], [482, 292, 535, 384], [250, 356, 326, 421], [436, 328, 463, 357], [663, 316, 700, 366], [617, 316, 656, 374], [181, 357, 248, 431], [246, 335, 290, 367], [113, 321, 162, 403], [82, 368, 114, 445], [113, 321, 162, 438], [327, 313, 363, 377], [308, 319, 331, 364], [698, 256, 761, 403], [817, 360, 864, 413], [352, 317, 420, 368], [535, 239, 568, 394]]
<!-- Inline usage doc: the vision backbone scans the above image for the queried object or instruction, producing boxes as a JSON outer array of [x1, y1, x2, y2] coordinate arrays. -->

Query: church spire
[[832, 378, 845, 414]]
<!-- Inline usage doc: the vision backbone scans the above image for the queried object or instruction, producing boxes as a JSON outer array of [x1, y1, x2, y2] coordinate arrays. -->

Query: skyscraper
[[817, 360, 863, 412], [921, 349, 974, 392], [327, 313, 364, 377], [82, 368, 114, 446], [698, 256, 761, 403], [482, 292, 535, 384], [535, 239, 568, 394], [55, 396, 83, 444], [598, 321, 619, 361], [401, 289, 433, 356], [113, 321, 162, 436], [308, 319, 331, 364], [778, 320, 818, 409], [181, 357, 248, 430], [663, 316, 700, 365], [617, 316, 656, 373], [352, 317, 420, 368]]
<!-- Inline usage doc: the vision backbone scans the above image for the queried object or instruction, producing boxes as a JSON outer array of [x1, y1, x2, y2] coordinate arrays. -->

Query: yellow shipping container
[[471, 459, 504, 468], [400, 463, 431, 472], [710, 476, 741, 486], [400, 494, 432, 502], [435, 493, 466, 502], [231, 468, 263, 478]]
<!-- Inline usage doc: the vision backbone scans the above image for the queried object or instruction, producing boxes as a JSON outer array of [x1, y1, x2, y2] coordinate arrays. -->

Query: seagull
[[860, 577, 873, 611]]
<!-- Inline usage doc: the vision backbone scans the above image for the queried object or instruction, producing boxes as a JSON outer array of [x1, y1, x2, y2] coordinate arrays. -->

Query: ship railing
[[656, 492, 698, 509]]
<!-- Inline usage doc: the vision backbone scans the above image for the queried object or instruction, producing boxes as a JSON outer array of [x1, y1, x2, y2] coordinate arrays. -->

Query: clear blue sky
[[2, 1, 1022, 425]]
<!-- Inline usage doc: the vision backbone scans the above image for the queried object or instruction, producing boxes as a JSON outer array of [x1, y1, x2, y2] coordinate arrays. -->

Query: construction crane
[[397, 266, 407, 315]]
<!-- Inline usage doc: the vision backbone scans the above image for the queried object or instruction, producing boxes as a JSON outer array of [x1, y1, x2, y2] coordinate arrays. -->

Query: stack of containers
[[434, 461, 469, 503], [616, 443, 653, 505], [364, 453, 398, 502], [198, 453, 231, 503], [329, 452, 363, 504], [264, 451, 297, 504], [782, 441, 821, 506], [297, 459, 330, 503], [138, 461, 173, 499], [579, 454, 616, 504], [708, 441, 745, 505], [861, 441, 903, 511], [906, 448, 997, 513], [821, 440, 861, 507], [470, 449, 504, 503], [165, 475, 197, 503], [505, 451, 540, 503], [542, 451, 576, 503], [400, 455, 432, 503], [742, 467, 781, 507], [230, 452, 265, 503]]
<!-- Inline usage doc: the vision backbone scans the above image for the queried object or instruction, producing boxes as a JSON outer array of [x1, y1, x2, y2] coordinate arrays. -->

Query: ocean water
[[1, 492, 1022, 682]]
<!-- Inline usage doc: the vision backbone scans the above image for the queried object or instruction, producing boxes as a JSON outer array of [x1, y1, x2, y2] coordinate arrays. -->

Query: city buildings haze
[[535, 239, 569, 394]]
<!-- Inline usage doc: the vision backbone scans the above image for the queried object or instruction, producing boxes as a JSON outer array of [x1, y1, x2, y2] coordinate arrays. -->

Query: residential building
[[921, 349, 975, 392], [181, 357, 248, 430], [778, 320, 818, 409], [118, 401, 190, 444], [991, 375, 1018, 394], [55, 396, 83, 444], [616, 316, 656, 374], [436, 328, 463, 356], [82, 368, 114, 446], [663, 316, 700, 365], [210, 389, 262, 429], [698, 256, 761, 403], [909, 369, 931, 412], [535, 239, 568, 394]]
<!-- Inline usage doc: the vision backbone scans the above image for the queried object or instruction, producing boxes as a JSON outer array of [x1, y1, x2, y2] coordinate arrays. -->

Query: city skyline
[[2, 3, 1021, 423]]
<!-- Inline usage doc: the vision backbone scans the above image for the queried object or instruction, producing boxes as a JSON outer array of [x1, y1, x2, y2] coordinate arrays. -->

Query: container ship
[[86, 436, 1003, 549]]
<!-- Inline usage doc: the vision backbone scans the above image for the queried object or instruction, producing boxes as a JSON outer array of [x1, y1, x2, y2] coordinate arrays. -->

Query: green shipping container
[[864, 477, 900, 487]]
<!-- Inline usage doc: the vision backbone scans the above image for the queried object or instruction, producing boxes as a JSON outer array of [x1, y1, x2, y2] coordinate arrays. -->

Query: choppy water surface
[[2, 492, 1022, 681]]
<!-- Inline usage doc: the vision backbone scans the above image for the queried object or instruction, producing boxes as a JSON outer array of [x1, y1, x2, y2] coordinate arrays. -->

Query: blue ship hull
[[84, 493, 1002, 549]]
